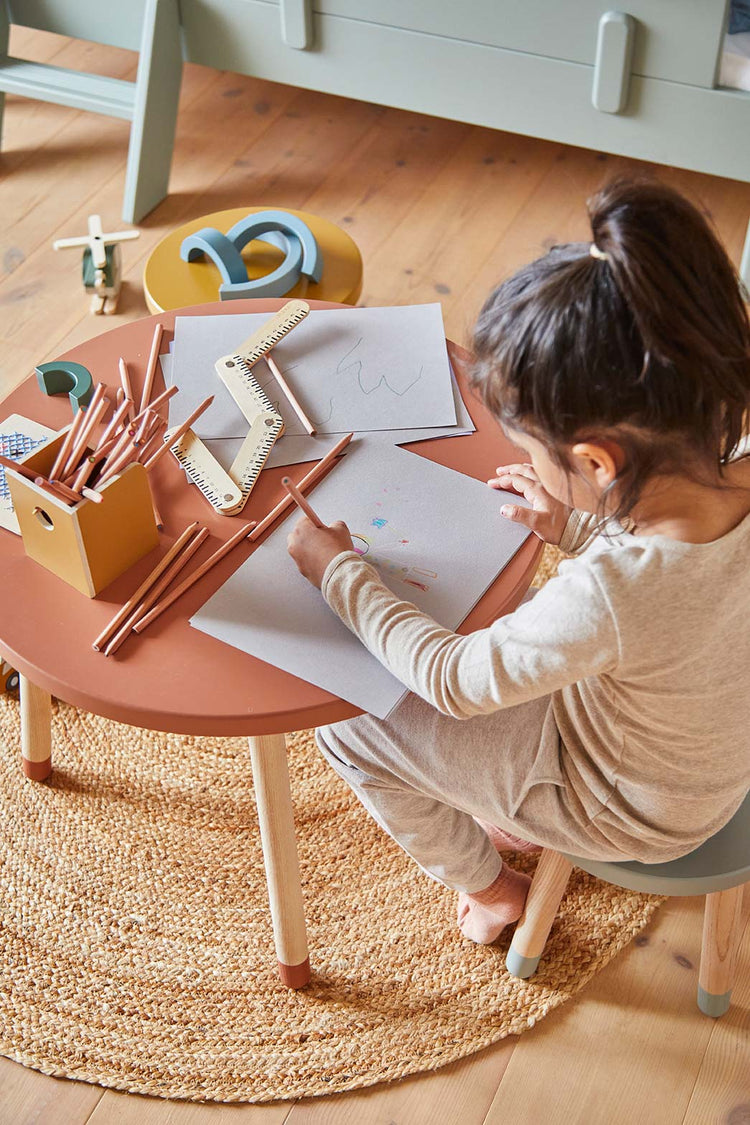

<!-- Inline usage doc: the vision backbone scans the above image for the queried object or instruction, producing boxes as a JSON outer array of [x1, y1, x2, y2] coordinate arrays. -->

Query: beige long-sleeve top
[[321, 509, 750, 860]]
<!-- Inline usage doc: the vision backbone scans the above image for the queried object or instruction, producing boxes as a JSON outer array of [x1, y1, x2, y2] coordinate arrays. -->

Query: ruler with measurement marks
[[165, 300, 310, 515]]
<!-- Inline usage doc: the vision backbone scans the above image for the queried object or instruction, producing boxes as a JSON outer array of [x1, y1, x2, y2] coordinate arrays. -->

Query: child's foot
[[458, 863, 531, 944], [474, 816, 541, 854]]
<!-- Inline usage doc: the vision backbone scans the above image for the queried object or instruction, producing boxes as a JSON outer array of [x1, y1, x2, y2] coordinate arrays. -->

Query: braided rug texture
[[0, 671, 664, 1103]]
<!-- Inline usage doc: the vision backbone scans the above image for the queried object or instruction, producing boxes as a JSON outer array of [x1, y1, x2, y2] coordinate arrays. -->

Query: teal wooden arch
[[180, 209, 323, 300]]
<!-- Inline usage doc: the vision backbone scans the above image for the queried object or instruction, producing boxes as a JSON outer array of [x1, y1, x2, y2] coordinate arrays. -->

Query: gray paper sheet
[[190, 442, 530, 719], [160, 351, 475, 470], [169, 305, 457, 439]]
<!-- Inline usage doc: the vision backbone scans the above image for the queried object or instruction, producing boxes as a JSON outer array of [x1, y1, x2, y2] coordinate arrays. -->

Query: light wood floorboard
[[0, 28, 748, 1125]]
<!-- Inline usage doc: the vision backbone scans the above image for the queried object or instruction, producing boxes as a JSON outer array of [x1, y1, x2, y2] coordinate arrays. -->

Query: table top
[[0, 299, 542, 736], [143, 208, 363, 314]]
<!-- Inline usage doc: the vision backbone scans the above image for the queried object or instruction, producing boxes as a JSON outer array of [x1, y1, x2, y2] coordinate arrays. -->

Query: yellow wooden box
[[7, 429, 159, 598]]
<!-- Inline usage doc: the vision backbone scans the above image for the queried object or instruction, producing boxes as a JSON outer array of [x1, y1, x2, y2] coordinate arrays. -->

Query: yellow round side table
[[143, 207, 363, 313]]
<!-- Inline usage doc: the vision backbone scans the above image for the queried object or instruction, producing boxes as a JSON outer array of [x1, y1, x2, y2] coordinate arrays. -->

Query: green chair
[[0, 0, 182, 222], [506, 790, 750, 1017]]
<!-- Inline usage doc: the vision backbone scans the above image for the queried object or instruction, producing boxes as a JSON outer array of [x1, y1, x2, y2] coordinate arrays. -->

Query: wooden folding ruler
[[166, 300, 310, 515]]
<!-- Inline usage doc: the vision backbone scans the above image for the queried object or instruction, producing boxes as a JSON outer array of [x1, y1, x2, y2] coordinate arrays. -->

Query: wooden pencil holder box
[[7, 429, 159, 598]]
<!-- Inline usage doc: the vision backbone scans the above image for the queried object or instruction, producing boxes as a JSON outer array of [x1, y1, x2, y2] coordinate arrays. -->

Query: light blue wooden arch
[[179, 210, 323, 300]]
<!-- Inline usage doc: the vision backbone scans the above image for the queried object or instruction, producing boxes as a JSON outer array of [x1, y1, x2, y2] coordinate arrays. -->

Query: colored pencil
[[94, 396, 134, 455], [133, 520, 258, 634], [281, 476, 325, 527], [92, 521, 200, 651], [143, 395, 214, 472], [34, 476, 79, 504], [48, 406, 88, 481], [118, 357, 136, 420], [131, 383, 178, 425], [248, 432, 353, 541], [139, 323, 164, 412], [266, 352, 316, 435], [104, 526, 210, 656], [61, 387, 109, 477]]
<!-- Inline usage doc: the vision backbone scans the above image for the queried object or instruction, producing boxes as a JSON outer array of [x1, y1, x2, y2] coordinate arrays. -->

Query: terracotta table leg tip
[[22, 757, 52, 781], [278, 957, 310, 989]]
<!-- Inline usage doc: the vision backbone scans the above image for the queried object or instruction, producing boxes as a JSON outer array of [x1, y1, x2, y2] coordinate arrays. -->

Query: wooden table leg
[[248, 732, 310, 989], [19, 675, 52, 781]]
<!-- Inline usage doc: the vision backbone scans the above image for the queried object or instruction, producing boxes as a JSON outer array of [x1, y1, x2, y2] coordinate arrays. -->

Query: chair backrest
[[6, 0, 147, 51], [563, 789, 750, 895]]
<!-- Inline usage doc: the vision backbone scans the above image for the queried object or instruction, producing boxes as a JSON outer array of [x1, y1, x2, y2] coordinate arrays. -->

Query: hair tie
[[589, 243, 609, 262]]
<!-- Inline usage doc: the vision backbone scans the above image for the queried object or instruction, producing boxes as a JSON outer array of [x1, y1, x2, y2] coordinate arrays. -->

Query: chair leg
[[506, 849, 573, 978], [698, 884, 745, 1017], [122, 0, 183, 223]]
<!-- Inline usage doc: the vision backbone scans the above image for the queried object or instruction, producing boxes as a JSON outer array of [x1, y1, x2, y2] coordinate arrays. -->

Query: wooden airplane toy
[[53, 215, 140, 315]]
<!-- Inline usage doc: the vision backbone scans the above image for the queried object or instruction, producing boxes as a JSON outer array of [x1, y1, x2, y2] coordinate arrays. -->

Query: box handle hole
[[33, 507, 55, 531]]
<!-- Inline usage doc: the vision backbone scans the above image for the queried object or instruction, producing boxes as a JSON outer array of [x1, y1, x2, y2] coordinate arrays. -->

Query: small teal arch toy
[[180, 210, 323, 301], [35, 360, 94, 415], [53, 215, 140, 315]]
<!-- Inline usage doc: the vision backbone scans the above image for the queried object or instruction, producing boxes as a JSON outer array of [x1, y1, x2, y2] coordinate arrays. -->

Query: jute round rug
[[0, 677, 664, 1104]]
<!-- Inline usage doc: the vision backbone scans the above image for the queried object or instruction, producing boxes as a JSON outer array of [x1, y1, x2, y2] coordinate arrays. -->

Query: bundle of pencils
[[8, 325, 213, 518], [93, 518, 257, 656], [92, 431, 354, 655]]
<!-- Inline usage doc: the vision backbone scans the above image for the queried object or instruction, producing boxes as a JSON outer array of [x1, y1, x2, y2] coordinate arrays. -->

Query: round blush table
[[0, 299, 542, 988]]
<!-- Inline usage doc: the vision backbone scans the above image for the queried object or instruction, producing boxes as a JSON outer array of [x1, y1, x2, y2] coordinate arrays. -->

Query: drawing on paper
[[336, 338, 424, 399], [253, 338, 425, 433], [350, 510, 439, 592]]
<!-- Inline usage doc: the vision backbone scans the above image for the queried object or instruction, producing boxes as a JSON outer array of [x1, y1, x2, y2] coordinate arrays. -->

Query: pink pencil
[[281, 476, 325, 527], [92, 521, 200, 650], [118, 357, 136, 420], [133, 520, 258, 634], [139, 323, 164, 412], [103, 526, 210, 656], [143, 395, 214, 472], [266, 352, 316, 435]]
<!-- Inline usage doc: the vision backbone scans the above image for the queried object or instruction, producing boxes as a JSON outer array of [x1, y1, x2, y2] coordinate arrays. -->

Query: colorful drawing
[[350, 509, 438, 592]]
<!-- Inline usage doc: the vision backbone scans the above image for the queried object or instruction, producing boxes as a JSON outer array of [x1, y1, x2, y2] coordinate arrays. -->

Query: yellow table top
[[143, 207, 363, 313]]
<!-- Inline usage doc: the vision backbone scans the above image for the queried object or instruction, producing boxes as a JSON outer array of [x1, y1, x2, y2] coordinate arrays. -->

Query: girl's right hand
[[488, 463, 572, 545]]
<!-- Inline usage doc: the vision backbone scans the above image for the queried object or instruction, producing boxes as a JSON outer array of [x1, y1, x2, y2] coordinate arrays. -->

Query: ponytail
[[471, 177, 750, 522]]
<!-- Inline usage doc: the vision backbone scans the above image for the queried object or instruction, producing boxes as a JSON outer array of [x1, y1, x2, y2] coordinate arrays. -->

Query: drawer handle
[[280, 0, 312, 50], [592, 11, 636, 114]]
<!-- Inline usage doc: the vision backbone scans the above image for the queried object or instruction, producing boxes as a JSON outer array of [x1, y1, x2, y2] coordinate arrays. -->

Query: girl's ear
[[570, 440, 624, 489]]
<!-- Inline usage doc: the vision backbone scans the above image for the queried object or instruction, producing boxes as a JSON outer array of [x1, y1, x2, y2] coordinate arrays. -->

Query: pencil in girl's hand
[[281, 476, 325, 527], [248, 432, 353, 541]]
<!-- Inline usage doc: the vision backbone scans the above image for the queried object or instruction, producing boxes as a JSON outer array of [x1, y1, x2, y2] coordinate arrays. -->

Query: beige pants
[[316, 690, 627, 894]]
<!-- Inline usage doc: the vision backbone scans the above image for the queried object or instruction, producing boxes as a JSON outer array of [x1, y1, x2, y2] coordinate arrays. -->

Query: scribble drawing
[[331, 337, 426, 415], [351, 514, 438, 592]]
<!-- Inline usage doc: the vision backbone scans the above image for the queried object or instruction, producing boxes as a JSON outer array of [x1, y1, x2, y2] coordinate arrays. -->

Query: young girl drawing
[[287, 178, 750, 945]]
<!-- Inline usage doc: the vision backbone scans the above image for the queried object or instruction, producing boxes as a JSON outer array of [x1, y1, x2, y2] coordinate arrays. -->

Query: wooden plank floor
[[1, 27, 749, 1125]]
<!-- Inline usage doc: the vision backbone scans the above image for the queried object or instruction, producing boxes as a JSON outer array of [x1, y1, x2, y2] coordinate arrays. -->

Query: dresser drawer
[[317, 0, 727, 88]]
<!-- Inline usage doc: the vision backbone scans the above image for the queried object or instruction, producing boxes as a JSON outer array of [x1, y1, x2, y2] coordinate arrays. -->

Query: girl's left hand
[[287, 517, 355, 588]]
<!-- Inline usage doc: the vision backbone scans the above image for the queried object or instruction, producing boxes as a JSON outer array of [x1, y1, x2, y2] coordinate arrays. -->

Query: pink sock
[[474, 816, 541, 854], [457, 863, 531, 944]]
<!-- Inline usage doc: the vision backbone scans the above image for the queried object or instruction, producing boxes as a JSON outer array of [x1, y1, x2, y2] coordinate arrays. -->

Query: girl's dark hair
[[470, 177, 750, 522]]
